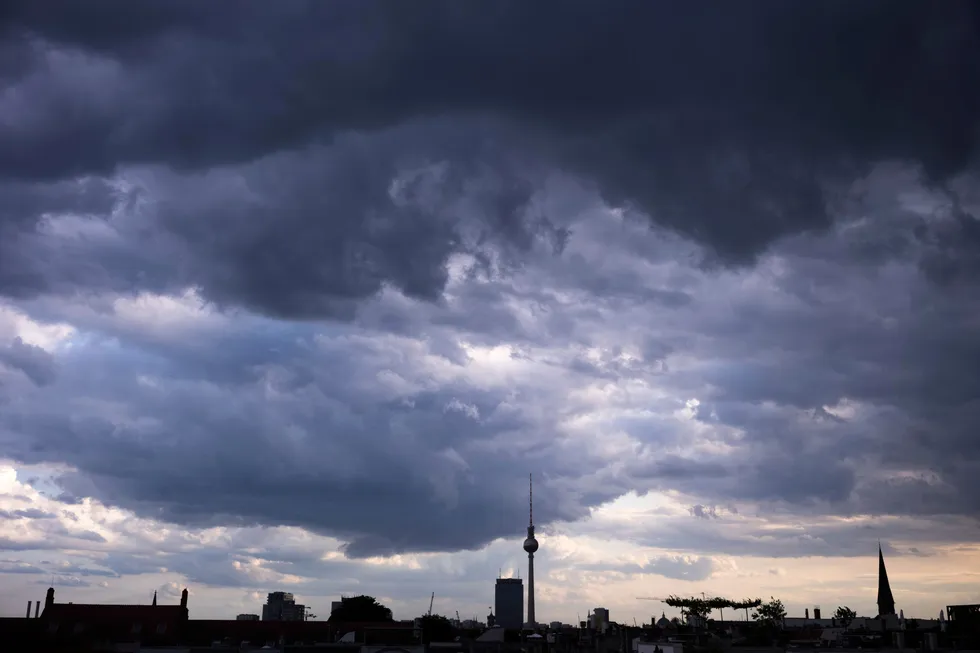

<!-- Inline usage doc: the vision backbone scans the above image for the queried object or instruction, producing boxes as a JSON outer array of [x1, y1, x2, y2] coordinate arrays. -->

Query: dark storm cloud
[[49, 564, 117, 578], [0, 537, 38, 552], [0, 0, 979, 565], [0, 322, 634, 558], [0, 337, 56, 386], [2, 0, 979, 269], [0, 123, 562, 317], [0, 178, 131, 299], [579, 555, 716, 582], [142, 129, 560, 319], [690, 505, 718, 520], [0, 560, 46, 574], [4, 170, 980, 559], [585, 506, 978, 560]]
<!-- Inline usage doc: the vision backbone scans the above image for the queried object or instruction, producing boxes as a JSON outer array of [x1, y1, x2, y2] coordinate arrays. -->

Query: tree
[[731, 598, 763, 621], [327, 595, 393, 623], [417, 614, 454, 643], [752, 597, 787, 628], [834, 606, 856, 629], [665, 596, 710, 627], [666, 596, 762, 623]]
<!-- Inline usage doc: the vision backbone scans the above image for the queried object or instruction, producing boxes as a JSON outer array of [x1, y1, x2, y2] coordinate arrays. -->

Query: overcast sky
[[2, 0, 980, 625]]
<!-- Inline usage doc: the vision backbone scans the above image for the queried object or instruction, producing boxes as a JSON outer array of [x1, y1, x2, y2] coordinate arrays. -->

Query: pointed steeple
[[877, 543, 896, 617], [152, 591, 157, 606]]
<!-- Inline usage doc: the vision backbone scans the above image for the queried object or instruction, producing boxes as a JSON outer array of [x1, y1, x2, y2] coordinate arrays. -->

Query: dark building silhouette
[[262, 591, 306, 621], [37, 586, 189, 648], [494, 578, 523, 630], [877, 544, 896, 617], [0, 590, 423, 650]]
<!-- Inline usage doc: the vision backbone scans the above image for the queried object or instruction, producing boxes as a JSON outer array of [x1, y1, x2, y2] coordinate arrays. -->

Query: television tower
[[523, 473, 539, 628]]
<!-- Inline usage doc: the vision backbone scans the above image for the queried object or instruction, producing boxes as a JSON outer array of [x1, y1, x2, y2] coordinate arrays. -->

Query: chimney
[[814, 608, 821, 620], [45, 587, 55, 609], [806, 608, 809, 620], [34, 601, 40, 618], [26, 601, 32, 618], [180, 588, 188, 609]]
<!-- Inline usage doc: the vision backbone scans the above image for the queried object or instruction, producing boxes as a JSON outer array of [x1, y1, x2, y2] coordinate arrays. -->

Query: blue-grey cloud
[[0, 337, 56, 386], [0, 1, 978, 311], [0, 560, 46, 574], [0, 508, 55, 520], [0, 0, 977, 574]]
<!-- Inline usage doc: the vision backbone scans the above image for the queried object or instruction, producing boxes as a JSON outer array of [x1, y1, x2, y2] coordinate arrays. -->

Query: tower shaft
[[527, 551, 535, 626]]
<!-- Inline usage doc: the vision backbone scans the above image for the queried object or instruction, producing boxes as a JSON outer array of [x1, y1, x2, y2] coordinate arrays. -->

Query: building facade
[[262, 592, 306, 621], [494, 578, 523, 630], [590, 607, 609, 633], [36, 586, 190, 649]]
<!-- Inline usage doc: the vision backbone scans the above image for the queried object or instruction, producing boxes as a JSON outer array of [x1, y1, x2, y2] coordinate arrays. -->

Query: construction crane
[[428, 592, 434, 616]]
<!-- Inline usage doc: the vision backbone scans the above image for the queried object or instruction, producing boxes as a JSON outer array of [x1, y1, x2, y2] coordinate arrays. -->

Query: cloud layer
[[1, 0, 979, 622]]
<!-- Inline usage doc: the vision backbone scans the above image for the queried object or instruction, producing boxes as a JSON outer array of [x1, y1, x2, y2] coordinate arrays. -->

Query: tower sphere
[[523, 536, 539, 553]]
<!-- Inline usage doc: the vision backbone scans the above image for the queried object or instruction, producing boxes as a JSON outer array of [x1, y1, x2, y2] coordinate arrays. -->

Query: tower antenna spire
[[529, 473, 533, 527]]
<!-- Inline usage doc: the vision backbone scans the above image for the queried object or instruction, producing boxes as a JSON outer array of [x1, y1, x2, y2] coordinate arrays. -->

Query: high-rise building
[[494, 578, 523, 630], [523, 474, 539, 628], [262, 591, 306, 621], [591, 607, 609, 633], [236, 613, 260, 621]]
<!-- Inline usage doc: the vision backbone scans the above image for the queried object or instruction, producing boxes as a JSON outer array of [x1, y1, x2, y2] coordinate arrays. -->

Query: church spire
[[877, 543, 896, 617]]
